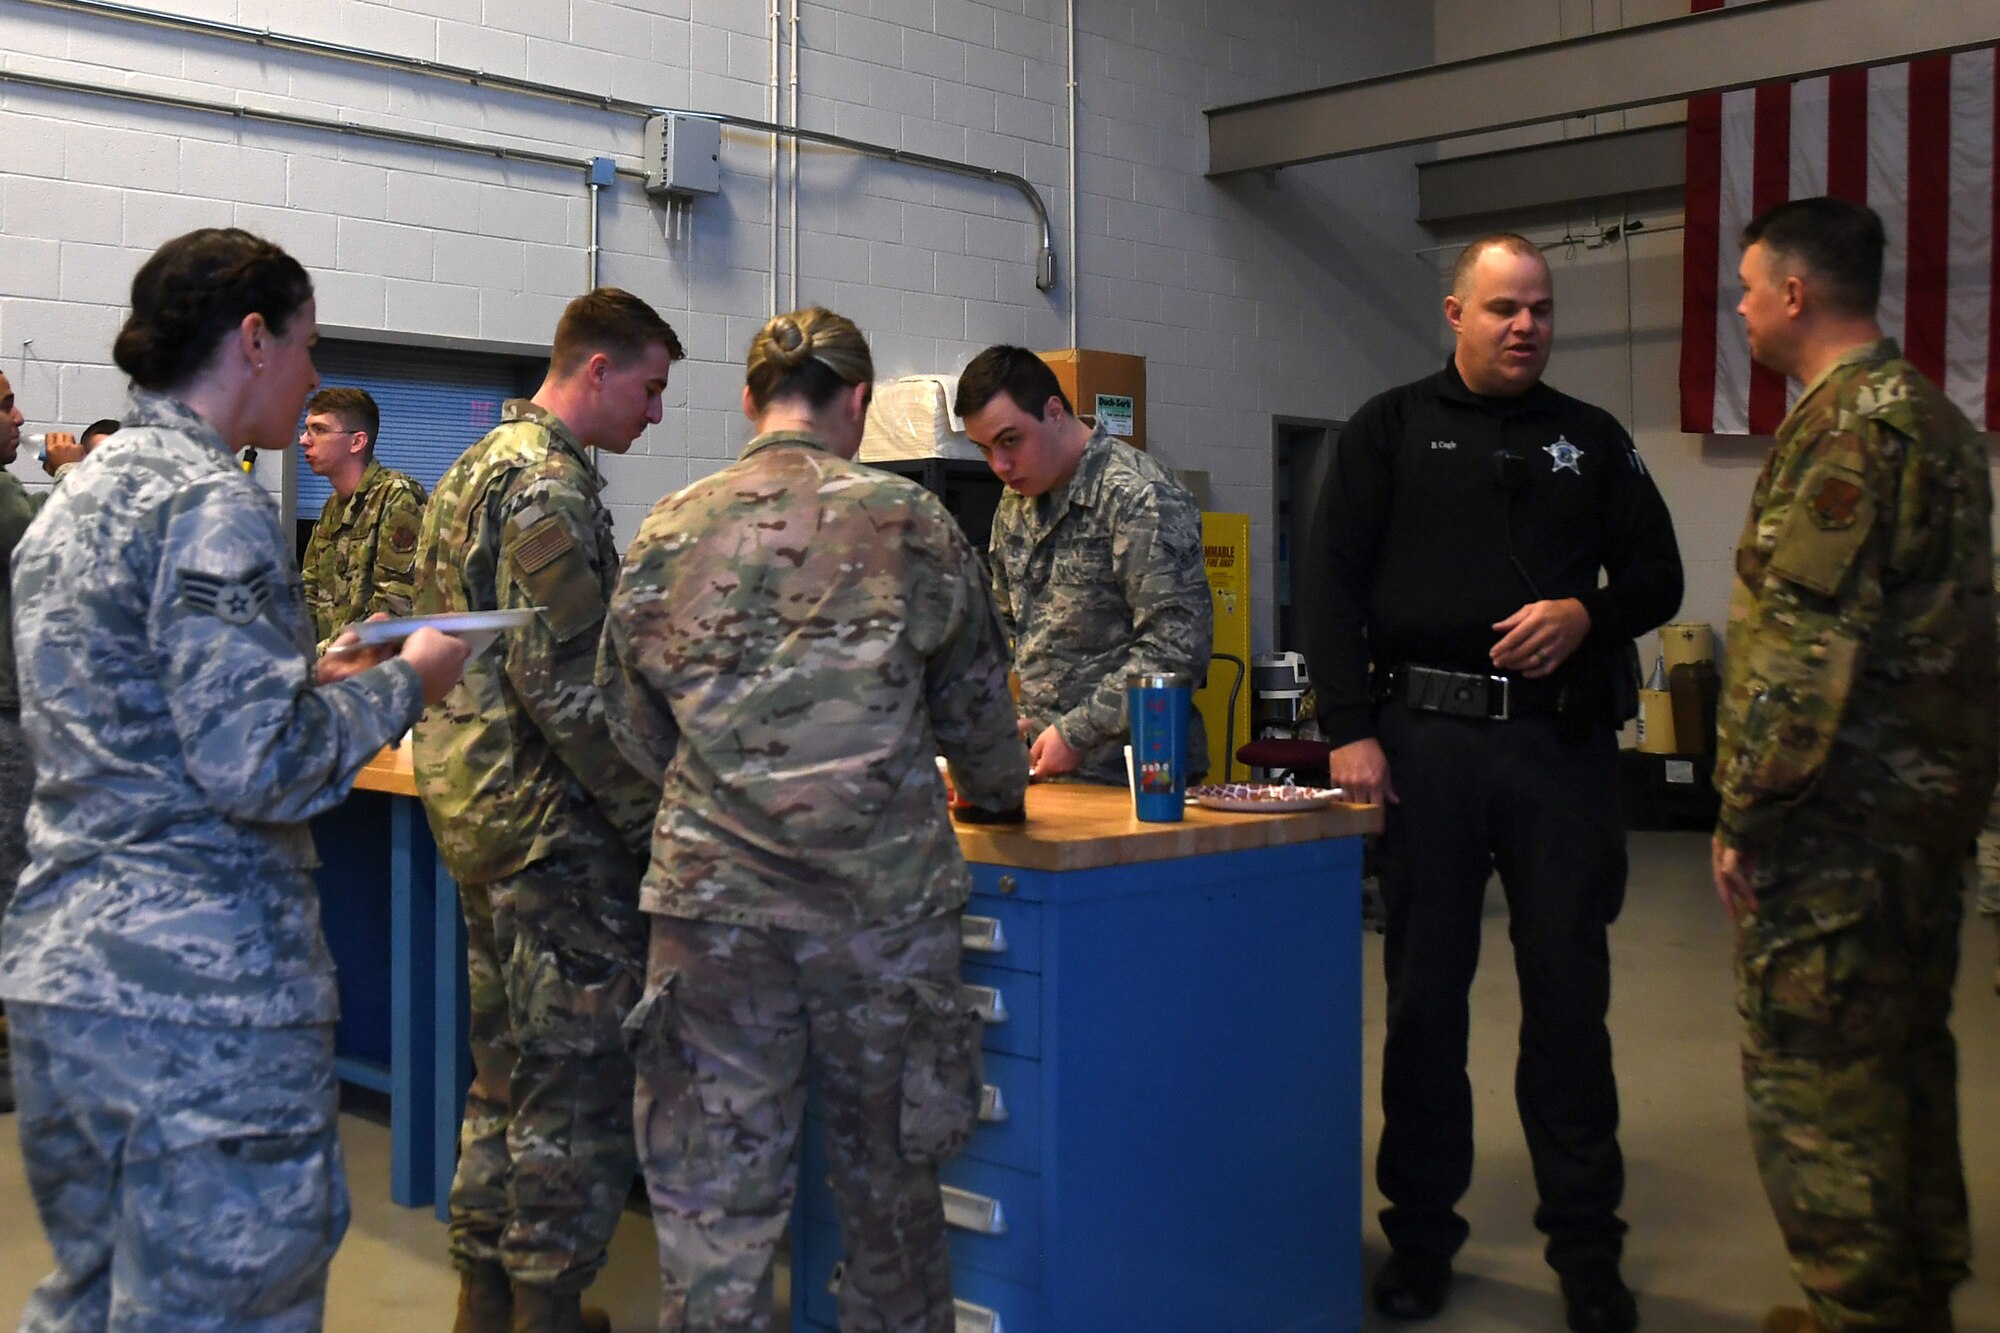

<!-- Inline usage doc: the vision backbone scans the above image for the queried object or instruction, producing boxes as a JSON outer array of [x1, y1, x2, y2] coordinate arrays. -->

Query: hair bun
[[766, 317, 813, 370], [743, 306, 873, 414], [113, 228, 313, 392]]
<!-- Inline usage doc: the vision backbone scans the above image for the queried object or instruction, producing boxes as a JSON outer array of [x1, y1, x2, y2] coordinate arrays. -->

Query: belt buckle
[[1487, 674, 1511, 721]]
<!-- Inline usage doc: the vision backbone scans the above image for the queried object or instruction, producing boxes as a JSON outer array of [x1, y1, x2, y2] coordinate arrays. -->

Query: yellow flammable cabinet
[[1196, 513, 1252, 782]]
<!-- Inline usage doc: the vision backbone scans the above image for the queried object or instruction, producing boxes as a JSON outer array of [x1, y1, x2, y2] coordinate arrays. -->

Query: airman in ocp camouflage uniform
[[297, 387, 426, 653], [0, 385, 35, 901], [0, 370, 37, 1114], [301, 459, 425, 649], [1977, 558, 2000, 992], [956, 347, 1212, 786], [1715, 199, 1996, 1333], [413, 288, 684, 1333], [599, 307, 1026, 1333]]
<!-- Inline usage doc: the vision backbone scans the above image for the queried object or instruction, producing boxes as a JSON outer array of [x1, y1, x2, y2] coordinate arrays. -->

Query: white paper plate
[[1188, 783, 1342, 814], [335, 608, 541, 661]]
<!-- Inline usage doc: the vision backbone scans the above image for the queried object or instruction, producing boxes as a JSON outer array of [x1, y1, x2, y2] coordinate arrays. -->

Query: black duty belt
[[1378, 663, 1563, 721]]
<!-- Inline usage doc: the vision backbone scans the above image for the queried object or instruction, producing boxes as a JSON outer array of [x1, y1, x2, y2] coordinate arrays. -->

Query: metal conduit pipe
[[0, 62, 638, 181], [787, 0, 800, 312], [717, 111, 1057, 292], [1065, 0, 1078, 345], [1, 59, 619, 465], [11, 0, 1060, 293], [767, 0, 781, 315], [586, 158, 617, 290]]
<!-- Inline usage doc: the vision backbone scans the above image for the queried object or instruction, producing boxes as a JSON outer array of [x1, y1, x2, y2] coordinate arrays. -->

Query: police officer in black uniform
[[1303, 234, 1682, 1332]]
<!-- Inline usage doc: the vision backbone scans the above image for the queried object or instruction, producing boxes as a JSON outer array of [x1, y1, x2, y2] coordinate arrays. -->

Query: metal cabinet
[[790, 835, 1365, 1333], [864, 457, 1005, 551]]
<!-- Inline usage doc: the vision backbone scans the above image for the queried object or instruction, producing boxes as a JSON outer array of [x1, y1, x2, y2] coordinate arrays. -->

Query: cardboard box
[[1037, 348, 1147, 450]]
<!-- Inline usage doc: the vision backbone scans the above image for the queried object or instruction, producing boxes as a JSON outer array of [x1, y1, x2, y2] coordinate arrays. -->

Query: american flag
[[1679, 0, 1998, 434]]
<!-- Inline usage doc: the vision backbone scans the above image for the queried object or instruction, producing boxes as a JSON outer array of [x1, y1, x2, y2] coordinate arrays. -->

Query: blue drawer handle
[[978, 1083, 1007, 1123]]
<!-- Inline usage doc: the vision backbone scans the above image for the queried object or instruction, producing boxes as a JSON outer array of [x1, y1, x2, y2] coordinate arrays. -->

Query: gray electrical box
[[643, 113, 721, 199]]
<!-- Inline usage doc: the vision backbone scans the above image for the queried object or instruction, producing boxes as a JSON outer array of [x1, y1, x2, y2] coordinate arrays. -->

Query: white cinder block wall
[[0, 0, 1441, 655]]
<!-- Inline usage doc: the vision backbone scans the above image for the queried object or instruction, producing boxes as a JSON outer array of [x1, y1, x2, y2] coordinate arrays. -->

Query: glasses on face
[[302, 423, 356, 440]]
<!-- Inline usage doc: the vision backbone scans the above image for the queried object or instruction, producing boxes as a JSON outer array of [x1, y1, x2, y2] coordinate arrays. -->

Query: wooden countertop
[[348, 748, 1381, 874], [354, 743, 418, 798], [953, 782, 1380, 873]]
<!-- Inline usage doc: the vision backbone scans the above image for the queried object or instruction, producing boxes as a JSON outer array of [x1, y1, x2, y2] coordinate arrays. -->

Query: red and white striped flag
[[1679, 0, 1998, 434]]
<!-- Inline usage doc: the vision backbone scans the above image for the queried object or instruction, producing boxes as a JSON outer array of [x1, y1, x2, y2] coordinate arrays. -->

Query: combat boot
[[451, 1262, 512, 1333], [508, 1282, 611, 1333], [1761, 1308, 1829, 1333]]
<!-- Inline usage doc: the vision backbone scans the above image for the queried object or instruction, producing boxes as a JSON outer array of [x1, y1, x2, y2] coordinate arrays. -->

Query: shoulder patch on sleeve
[[504, 509, 604, 643], [1769, 467, 1874, 597], [1807, 476, 1865, 529], [512, 517, 576, 575], [178, 567, 278, 625]]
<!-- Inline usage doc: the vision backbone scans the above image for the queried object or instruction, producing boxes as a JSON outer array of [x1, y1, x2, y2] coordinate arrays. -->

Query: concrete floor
[[2, 830, 1997, 1331]]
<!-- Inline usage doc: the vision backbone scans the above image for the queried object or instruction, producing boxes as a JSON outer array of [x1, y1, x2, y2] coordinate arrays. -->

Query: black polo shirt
[[1304, 359, 1683, 749]]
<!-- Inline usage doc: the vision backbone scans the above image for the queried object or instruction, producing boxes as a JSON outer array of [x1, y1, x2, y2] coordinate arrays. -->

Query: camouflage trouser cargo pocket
[[896, 977, 982, 1165], [11, 1008, 349, 1332], [1738, 907, 1881, 1059], [625, 973, 709, 1166], [133, 1127, 348, 1321], [1732, 841, 1971, 1319]]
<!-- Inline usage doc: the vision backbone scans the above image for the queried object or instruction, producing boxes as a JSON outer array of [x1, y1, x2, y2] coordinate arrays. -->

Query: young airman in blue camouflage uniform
[[0, 228, 467, 1333], [956, 346, 1212, 786]]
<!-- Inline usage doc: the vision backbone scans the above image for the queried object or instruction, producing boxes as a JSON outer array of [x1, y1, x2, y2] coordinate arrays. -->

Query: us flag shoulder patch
[[512, 517, 575, 575]]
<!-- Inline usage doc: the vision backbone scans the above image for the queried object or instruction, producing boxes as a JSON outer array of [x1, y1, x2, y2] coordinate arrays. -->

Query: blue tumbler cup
[[1127, 672, 1192, 822]]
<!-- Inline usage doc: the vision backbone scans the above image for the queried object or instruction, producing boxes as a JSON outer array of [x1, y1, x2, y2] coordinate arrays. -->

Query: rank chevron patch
[[178, 567, 277, 625]]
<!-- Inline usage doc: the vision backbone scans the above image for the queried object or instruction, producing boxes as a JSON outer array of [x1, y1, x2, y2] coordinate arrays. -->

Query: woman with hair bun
[[599, 307, 1027, 1330], [0, 227, 469, 1331]]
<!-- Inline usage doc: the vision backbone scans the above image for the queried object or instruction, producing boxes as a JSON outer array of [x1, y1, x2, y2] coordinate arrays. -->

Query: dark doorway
[[1273, 417, 1341, 653]]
